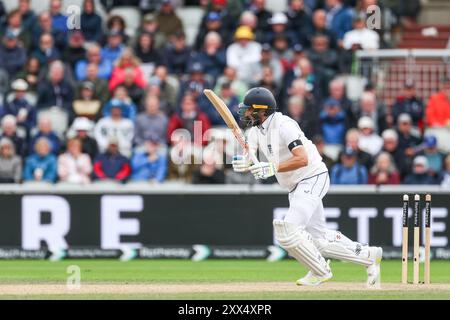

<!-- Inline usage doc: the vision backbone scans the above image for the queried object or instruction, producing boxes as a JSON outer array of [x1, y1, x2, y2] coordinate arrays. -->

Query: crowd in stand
[[0, 0, 448, 187]]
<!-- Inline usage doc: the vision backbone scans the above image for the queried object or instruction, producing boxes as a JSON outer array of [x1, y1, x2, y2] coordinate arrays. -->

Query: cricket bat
[[203, 89, 258, 164]]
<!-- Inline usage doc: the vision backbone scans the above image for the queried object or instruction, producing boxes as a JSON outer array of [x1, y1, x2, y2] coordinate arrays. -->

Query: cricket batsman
[[232, 87, 382, 286]]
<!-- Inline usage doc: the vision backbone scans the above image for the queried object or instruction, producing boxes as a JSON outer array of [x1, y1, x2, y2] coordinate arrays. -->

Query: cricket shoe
[[366, 246, 383, 287], [296, 260, 333, 286]]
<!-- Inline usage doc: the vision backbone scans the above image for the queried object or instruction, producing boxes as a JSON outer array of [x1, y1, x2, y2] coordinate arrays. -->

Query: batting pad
[[313, 230, 373, 267], [273, 219, 330, 277]]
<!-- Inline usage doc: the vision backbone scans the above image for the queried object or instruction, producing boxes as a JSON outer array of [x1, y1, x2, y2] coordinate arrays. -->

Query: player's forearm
[[277, 154, 308, 172]]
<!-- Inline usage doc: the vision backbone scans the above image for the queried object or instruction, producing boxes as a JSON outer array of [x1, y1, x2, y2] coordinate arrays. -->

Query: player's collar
[[258, 113, 276, 134]]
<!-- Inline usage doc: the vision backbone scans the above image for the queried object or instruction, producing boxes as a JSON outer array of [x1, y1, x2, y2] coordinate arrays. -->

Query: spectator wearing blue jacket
[[190, 31, 227, 85], [93, 138, 131, 182], [131, 138, 167, 183], [325, 0, 354, 42], [49, 0, 68, 35], [102, 86, 137, 120], [29, 117, 61, 156], [76, 44, 113, 80], [0, 31, 27, 77], [80, 0, 103, 43], [319, 98, 347, 145], [23, 137, 57, 182], [331, 147, 368, 185], [101, 30, 126, 65]]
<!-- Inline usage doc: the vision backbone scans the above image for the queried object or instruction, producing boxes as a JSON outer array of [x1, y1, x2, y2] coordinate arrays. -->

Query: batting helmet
[[238, 87, 277, 127]]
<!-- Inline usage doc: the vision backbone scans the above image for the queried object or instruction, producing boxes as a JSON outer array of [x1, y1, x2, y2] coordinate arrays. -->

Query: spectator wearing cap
[[134, 95, 168, 147], [287, 95, 318, 140], [29, 117, 61, 156], [330, 147, 368, 185], [92, 138, 131, 182], [167, 93, 211, 146], [226, 26, 262, 83], [23, 137, 57, 182], [396, 113, 422, 159], [1, 8, 31, 51], [325, 0, 354, 45], [310, 9, 338, 48], [101, 29, 126, 66], [426, 77, 450, 128], [392, 79, 424, 128], [368, 152, 401, 185], [17, 0, 37, 33], [285, 0, 314, 46], [253, 43, 283, 84], [80, 0, 103, 43], [178, 62, 211, 103], [75, 43, 112, 81], [69, 117, 98, 161], [264, 12, 298, 47], [49, 0, 68, 35], [102, 86, 137, 120], [404, 156, 439, 185], [440, 155, 450, 188], [2, 79, 36, 135], [357, 116, 383, 157], [249, 0, 273, 32], [0, 137, 22, 183], [319, 98, 347, 145], [109, 48, 147, 92], [354, 91, 388, 134], [139, 13, 166, 50], [0, 115, 27, 158], [194, 11, 230, 51], [345, 128, 373, 170], [198, 0, 237, 38], [31, 32, 60, 67], [328, 78, 356, 127], [94, 102, 134, 157], [32, 11, 66, 52], [62, 31, 87, 69], [0, 30, 27, 77], [36, 61, 74, 112], [342, 15, 379, 50], [57, 137, 92, 184], [131, 137, 167, 183], [77, 63, 110, 104], [191, 32, 227, 85], [156, 0, 184, 38], [418, 136, 445, 178], [306, 33, 339, 87], [134, 32, 165, 69], [72, 81, 102, 120], [164, 31, 192, 76]]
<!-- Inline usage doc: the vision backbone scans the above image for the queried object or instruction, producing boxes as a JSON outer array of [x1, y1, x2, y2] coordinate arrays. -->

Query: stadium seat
[[37, 107, 69, 140], [175, 7, 204, 46], [265, 0, 288, 13], [109, 6, 142, 38], [323, 144, 343, 162]]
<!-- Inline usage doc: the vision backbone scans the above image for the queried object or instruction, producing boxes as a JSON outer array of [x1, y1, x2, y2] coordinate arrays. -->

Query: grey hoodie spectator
[[0, 138, 22, 183], [134, 95, 168, 147]]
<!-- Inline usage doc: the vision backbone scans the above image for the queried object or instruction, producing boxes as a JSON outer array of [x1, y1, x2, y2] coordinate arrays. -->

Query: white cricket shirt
[[247, 112, 327, 191]]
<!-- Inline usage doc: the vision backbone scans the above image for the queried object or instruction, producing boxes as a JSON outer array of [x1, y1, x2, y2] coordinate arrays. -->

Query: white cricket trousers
[[284, 171, 330, 240]]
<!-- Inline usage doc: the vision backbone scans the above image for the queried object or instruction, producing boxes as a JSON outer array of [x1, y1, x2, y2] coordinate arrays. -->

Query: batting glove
[[232, 155, 252, 172], [249, 162, 277, 180]]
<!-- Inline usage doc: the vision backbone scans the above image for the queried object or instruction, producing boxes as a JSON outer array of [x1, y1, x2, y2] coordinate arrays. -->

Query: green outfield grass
[[0, 259, 449, 299]]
